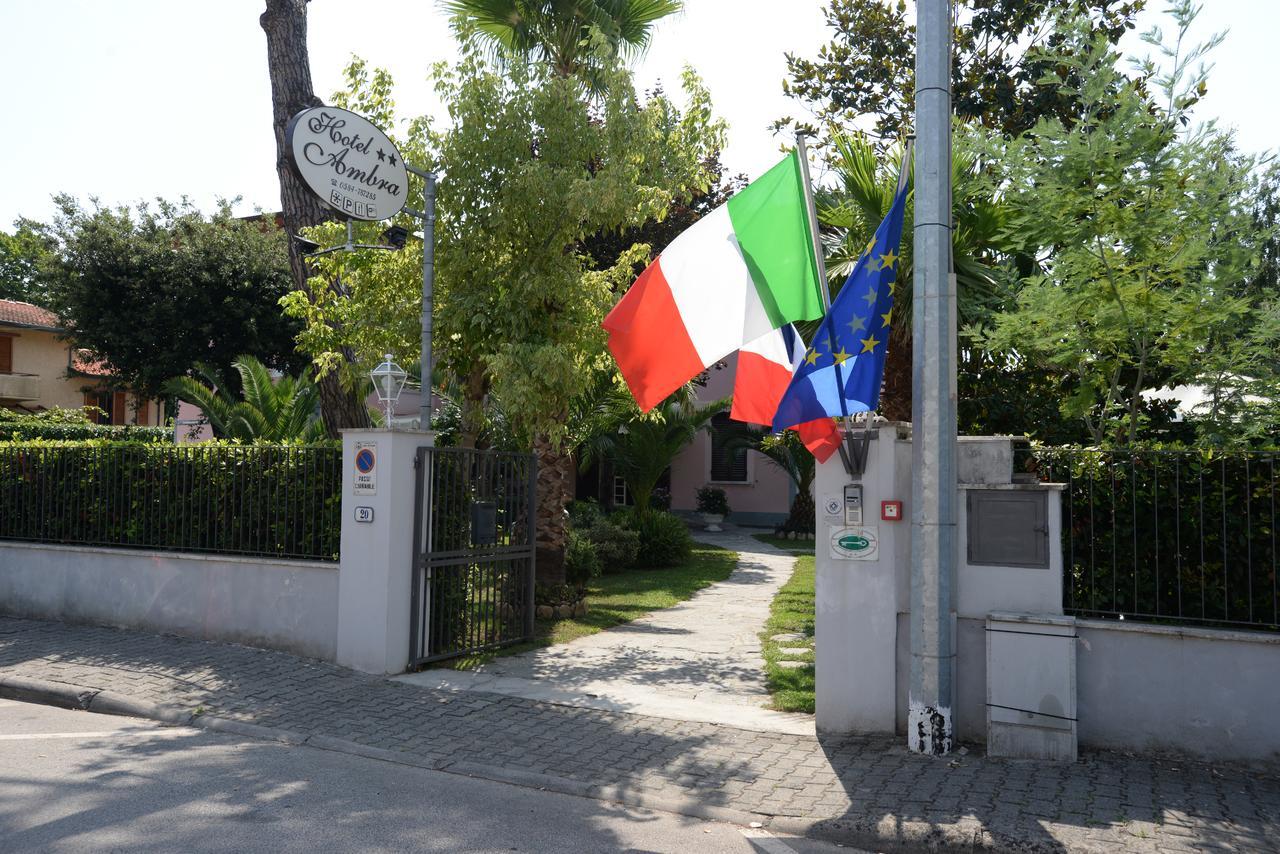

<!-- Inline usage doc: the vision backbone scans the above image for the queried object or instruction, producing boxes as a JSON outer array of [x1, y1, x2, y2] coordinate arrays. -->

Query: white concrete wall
[[336, 429, 435, 675], [894, 615, 1280, 762], [0, 541, 338, 660], [1075, 620, 1280, 763], [822, 430, 1280, 762], [815, 425, 913, 734]]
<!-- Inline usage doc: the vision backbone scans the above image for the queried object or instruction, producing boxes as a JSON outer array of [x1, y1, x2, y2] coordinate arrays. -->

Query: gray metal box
[[987, 612, 1077, 761], [967, 489, 1049, 568]]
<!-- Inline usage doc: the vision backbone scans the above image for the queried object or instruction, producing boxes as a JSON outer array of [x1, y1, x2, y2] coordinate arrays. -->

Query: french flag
[[731, 324, 843, 462]]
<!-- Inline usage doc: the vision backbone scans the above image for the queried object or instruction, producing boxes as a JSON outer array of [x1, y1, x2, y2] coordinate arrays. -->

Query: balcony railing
[[0, 373, 39, 402]]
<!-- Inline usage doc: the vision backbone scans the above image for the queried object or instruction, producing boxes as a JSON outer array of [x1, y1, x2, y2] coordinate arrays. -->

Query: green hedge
[[0, 440, 342, 560], [1027, 446, 1279, 631], [0, 409, 172, 443]]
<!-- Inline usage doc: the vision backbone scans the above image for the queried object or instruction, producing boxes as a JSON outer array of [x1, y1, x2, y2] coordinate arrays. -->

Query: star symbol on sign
[[832, 346, 852, 366], [821, 335, 833, 351], [881, 308, 894, 328], [864, 237, 876, 256], [863, 286, 879, 306], [877, 248, 899, 270], [389, 154, 398, 166], [860, 334, 881, 354], [888, 279, 898, 296], [804, 348, 821, 366], [847, 315, 866, 333], [376, 148, 387, 162]]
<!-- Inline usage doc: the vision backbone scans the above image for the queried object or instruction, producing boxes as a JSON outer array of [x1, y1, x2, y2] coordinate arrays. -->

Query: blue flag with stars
[[772, 181, 908, 433]]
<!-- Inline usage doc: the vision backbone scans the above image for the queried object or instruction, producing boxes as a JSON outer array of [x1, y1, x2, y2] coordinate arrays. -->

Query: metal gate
[[409, 446, 536, 666]]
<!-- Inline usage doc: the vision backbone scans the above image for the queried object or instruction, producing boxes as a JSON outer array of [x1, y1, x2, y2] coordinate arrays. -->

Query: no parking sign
[[353, 442, 377, 495]]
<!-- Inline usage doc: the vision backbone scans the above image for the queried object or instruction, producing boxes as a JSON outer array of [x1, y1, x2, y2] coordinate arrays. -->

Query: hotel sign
[[285, 106, 408, 221]]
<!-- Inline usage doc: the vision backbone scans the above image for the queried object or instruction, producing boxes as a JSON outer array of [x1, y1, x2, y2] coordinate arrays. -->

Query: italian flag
[[732, 324, 844, 463], [603, 151, 825, 411]]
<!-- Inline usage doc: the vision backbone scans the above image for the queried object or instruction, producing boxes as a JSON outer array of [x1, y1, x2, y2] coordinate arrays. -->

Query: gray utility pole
[[908, 0, 957, 756], [404, 165, 438, 431]]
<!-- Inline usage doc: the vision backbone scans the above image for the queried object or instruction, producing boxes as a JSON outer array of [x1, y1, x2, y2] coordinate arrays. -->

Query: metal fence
[[0, 443, 342, 561], [1023, 447, 1279, 632], [410, 445, 536, 665]]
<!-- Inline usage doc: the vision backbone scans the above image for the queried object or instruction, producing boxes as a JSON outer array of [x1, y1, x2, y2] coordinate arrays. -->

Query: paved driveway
[[397, 528, 815, 734]]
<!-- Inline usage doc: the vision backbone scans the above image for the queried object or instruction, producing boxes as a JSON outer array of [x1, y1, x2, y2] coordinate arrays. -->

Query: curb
[[0, 678, 1029, 853], [0, 674, 99, 711]]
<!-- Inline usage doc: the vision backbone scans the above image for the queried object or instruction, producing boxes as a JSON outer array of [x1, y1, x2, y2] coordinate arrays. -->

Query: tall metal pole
[[909, 0, 957, 756], [406, 165, 437, 432], [795, 133, 832, 311]]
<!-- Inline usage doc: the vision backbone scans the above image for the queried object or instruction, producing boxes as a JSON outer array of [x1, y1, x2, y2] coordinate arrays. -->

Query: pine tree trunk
[[532, 430, 571, 585], [879, 323, 913, 423], [261, 0, 369, 437]]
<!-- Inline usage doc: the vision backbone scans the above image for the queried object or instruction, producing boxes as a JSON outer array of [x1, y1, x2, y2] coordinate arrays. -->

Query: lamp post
[[370, 353, 408, 429]]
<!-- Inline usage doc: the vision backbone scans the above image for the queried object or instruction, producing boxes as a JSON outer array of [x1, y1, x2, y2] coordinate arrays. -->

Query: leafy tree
[[776, 0, 1144, 146], [0, 220, 54, 305], [580, 391, 729, 518], [164, 355, 325, 442], [260, 0, 370, 434], [442, 0, 683, 91], [38, 197, 305, 400], [285, 51, 725, 580], [970, 4, 1274, 445]]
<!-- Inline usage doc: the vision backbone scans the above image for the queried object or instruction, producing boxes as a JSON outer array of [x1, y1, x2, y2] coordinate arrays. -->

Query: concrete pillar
[[815, 426, 912, 734], [336, 428, 434, 675]]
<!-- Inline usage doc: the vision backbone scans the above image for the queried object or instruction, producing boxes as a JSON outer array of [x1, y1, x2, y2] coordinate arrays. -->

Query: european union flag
[[772, 182, 908, 433]]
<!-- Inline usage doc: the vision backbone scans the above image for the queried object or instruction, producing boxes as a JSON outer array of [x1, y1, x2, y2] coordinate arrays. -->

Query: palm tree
[[442, 0, 682, 88], [164, 356, 326, 443], [731, 429, 817, 534], [816, 130, 1011, 421], [580, 387, 728, 518]]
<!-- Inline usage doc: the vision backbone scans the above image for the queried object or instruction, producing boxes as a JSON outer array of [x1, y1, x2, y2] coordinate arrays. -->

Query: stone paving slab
[[1, 616, 1277, 852], [398, 529, 815, 735]]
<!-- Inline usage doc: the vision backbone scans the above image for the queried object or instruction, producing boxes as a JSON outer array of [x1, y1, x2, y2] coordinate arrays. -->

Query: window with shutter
[[112, 392, 127, 426], [708, 413, 750, 483], [0, 335, 12, 374]]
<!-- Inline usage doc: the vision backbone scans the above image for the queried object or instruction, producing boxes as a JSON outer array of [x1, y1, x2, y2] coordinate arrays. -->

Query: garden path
[[395, 527, 816, 734]]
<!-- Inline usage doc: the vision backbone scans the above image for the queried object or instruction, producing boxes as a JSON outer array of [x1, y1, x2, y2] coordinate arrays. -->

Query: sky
[[0, 0, 1275, 229]]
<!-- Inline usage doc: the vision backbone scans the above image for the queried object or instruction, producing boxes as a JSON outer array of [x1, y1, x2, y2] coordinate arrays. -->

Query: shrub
[[583, 518, 641, 571], [623, 510, 693, 568], [0, 408, 170, 443], [567, 498, 603, 529], [649, 486, 671, 511], [0, 439, 341, 559], [565, 528, 602, 589], [695, 485, 730, 516]]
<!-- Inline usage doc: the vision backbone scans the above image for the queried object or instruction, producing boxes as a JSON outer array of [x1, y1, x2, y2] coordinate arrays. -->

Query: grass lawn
[[439, 543, 737, 670], [760, 554, 816, 713], [751, 531, 814, 555]]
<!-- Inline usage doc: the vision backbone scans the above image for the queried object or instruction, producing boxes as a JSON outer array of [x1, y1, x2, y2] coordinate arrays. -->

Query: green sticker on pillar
[[830, 526, 879, 561]]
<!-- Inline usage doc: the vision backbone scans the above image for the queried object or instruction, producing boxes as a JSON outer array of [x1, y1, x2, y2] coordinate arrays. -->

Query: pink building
[[666, 353, 795, 527], [576, 354, 795, 528]]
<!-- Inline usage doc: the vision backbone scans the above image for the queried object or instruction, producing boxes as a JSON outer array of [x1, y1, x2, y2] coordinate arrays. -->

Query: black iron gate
[[409, 446, 536, 666]]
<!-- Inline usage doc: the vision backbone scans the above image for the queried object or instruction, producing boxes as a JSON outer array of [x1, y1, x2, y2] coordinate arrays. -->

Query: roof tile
[[0, 299, 59, 329]]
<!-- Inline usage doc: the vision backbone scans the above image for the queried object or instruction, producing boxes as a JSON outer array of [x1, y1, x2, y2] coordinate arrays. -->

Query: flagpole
[[796, 133, 859, 450], [796, 133, 833, 315]]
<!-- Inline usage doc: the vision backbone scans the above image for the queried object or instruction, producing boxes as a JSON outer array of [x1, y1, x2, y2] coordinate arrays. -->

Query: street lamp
[[370, 353, 408, 428]]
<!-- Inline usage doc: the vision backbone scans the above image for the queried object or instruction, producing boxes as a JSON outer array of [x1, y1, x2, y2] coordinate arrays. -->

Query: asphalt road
[[0, 699, 855, 853]]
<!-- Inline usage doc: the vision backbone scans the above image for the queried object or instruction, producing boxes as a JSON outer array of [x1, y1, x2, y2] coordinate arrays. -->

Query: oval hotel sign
[[285, 106, 408, 221]]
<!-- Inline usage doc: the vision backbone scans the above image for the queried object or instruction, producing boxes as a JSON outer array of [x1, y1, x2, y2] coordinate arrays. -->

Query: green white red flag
[[602, 151, 825, 411], [732, 323, 843, 462]]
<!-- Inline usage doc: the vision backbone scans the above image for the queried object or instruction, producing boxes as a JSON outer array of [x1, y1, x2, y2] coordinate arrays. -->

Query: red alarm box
[[881, 500, 903, 521]]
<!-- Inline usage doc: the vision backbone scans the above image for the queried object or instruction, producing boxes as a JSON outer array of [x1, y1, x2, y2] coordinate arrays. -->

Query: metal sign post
[[403, 166, 437, 432]]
